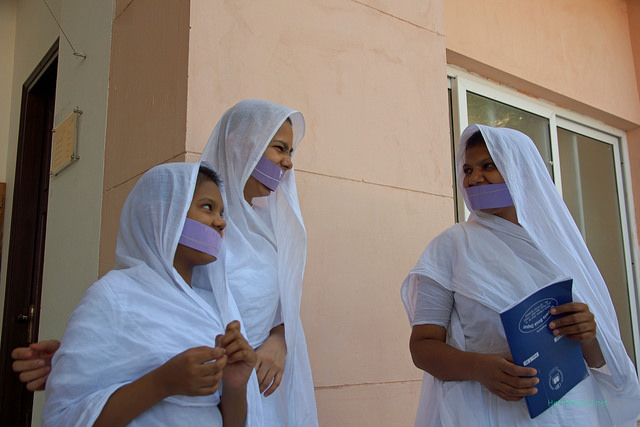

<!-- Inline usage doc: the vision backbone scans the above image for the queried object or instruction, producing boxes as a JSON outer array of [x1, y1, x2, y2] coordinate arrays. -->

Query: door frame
[[0, 40, 58, 426]]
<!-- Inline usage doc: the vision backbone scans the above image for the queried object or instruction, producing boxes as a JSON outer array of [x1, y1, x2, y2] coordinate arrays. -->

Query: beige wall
[[0, 0, 18, 327], [35, 0, 113, 422], [0, 0, 18, 183]]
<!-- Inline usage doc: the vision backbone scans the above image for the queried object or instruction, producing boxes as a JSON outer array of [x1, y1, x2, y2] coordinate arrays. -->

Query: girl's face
[[175, 178, 226, 267], [243, 120, 294, 202], [463, 142, 518, 224]]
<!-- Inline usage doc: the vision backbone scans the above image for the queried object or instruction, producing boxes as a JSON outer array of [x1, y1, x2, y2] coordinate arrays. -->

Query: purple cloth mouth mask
[[465, 183, 514, 210], [251, 155, 285, 191], [178, 217, 222, 258]]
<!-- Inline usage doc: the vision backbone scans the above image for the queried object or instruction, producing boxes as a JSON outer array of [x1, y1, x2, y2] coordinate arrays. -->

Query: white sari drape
[[43, 162, 261, 426], [401, 125, 640, 426], [201, 99, 318, 426]]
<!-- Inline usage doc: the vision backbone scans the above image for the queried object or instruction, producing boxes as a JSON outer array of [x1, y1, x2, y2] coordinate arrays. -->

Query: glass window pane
[[467, 92, 553, 178], [557, 128, 635, 362]]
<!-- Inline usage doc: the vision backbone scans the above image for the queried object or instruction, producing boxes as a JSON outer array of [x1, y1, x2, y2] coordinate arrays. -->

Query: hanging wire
[[41, 0, 87, 59]]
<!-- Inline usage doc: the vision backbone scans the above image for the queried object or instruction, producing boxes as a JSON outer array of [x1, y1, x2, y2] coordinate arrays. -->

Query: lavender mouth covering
[[251, 155, 285, 191], [466, 183, 514, 210], [178, 217, 222, 258]]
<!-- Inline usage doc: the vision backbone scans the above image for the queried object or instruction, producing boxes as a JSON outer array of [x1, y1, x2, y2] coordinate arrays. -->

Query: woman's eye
[[463, 168, 472, 175], [203, 204, 212, 210]]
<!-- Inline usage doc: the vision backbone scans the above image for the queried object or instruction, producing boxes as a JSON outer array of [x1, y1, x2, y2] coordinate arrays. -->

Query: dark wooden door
[[0, 41, 58, 427]]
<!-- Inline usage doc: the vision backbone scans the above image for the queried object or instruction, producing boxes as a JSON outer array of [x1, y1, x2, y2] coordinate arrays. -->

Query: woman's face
[[263, 120, 294, 171], [244, 120, 294, 202], [462, 142, 505, 187], [463, 142, 518, 223], [175, 178, 226, 267]]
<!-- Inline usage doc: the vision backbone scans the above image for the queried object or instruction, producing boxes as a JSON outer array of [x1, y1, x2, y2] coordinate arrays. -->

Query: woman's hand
[[95, 345, 227, 427], [255, 324, 286, 396], [471, 353, 539, 401], [219, 320, 257, 391], [410, 324, 538, 402], [154, 346, 227, 397], [218, 321, 255, 427], [11, 339, 60, 391], [549, 302, 596, 340], [549, 302, 605, 367]]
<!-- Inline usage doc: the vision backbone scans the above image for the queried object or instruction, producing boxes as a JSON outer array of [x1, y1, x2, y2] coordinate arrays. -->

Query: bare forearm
[[410, 338, 481, 382], [581, 338, 605, 368], [549, 302, 604, 368], [220, 385, 247, 427], [93, 370, 168, 427], [409, 325, 538, 400]]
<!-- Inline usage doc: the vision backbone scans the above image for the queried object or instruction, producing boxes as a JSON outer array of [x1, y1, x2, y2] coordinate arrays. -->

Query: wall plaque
[[51, 108, 82, 176]]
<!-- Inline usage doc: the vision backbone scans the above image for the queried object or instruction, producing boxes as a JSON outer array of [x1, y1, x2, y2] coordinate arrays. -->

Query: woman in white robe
[[42, 162, 260, 426], [401, 124, 640, 426], [201, 99, 318, 426]]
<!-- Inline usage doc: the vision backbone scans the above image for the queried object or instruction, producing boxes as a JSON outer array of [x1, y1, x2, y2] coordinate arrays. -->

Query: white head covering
[[44, 162, 261, 426], [401, 125, 640, 425], [200, 100, 318, 426]]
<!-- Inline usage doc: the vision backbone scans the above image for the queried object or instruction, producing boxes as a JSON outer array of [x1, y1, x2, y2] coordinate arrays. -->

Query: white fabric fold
[[200, 99, 318, 426], [401, 124, 640, 426], [43, 162, 261, 426]]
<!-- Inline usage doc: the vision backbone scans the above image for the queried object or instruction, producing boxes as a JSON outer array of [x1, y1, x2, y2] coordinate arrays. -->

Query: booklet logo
[[548, 367, 563, 391], [548, 399, 608, 407], [518, 298, 557, 333]]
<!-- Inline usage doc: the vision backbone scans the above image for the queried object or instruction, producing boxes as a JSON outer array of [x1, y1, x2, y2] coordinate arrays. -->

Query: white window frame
[[448, 67, 640, 371]]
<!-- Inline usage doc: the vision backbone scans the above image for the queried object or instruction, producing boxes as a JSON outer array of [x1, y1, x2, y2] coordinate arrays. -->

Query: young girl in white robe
[[201, 100, 318, 426], [402, 124, 640, 426], [42, 162, 260, 426]]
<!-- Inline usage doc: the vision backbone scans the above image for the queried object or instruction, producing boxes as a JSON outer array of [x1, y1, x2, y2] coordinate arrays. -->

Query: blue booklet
[[499, 278, 589, 418]]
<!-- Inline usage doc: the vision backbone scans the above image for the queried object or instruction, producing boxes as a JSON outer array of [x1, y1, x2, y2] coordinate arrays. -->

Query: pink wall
[[626, 0, 640, 244], [100, 0, 191, 274], [445, 0, 640, 130]]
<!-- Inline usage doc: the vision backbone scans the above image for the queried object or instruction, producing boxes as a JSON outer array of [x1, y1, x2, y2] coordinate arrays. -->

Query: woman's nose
[[281, 155, 293, 171], [213, 216, 226, 233], [468, 169, 485, 185]]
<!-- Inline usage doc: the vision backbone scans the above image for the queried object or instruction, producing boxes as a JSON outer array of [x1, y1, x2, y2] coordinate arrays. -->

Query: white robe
[[201, 99, 318, 426], [43, 162, 261, 426], [401, 124, 640, 426]]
